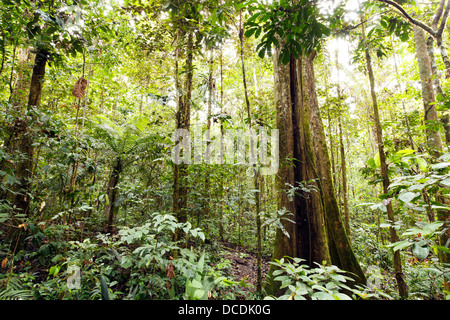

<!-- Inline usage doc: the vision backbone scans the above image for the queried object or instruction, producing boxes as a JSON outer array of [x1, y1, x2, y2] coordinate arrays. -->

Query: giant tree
[[246, 0, 341, 295]]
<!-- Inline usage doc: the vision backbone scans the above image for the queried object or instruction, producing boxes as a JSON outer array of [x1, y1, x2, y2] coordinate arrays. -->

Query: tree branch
[[375, 0, 437, 37], [436, 0, 450, 39]]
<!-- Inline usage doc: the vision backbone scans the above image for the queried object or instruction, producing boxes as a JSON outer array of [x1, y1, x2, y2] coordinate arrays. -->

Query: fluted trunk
[[303, 53, 367, 286], [265, 47, 329, 295]]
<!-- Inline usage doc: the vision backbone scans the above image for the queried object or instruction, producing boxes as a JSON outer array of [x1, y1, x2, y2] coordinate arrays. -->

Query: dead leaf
[[39, 201, 46, 212], [1, 258, 7, 269], [72, 77, 88, 99], [166, 262, 174, 279]]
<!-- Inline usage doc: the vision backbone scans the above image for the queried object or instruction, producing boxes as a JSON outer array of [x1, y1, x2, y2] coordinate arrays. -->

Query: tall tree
[[359, 9, 408, 298], [375, 0, 450, 76], [413, 24, 443, 157], [304, 50, 367, 287], [171, 1, 196, 242], [12, 47, 49, 217], [265, 45, 330, 296]]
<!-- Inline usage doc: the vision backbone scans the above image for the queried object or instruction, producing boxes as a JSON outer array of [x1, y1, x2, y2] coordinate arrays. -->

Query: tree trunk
[[334, 46, 351, 237], [265, 47, 329, 295], [362, 19, 409, 298], [265, 48, 298, 296], [13, 48, 48, 216], [203, 49, 213, 227], [10, 47, 33, 108], [173, 28, 193, 242], [0, 47, 33, 199], [296, 55, 329, 266], [436, 0, 450, 77], [239, 13, 262, 294], [304, 53, 367, 287], [338, 113, 350, 236], [218, 46, 225, 241], [104, 157, 122, 234], [413, 25, 443, 157], [425, 0, 450, 144]]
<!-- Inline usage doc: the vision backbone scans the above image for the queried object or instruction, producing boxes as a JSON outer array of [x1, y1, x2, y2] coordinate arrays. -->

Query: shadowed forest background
[[0, 0, 449, 301]]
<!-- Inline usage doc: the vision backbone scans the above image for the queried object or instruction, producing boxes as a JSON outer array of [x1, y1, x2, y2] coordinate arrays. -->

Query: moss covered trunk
[[303, 52, 367, 286], [265, 47, 329, 296]]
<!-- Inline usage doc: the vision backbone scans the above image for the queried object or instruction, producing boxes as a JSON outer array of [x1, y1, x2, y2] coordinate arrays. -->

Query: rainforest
[[0, 0, 449, 303]]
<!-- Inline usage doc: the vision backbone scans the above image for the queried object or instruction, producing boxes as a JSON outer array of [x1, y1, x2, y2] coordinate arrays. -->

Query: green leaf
[[431, 162, 450, 170], [397, 149, 415, 156], [367, 157, 376, 169], [193, 289, 205, 300], [412, 241, 429, 260], [416, 157, 428, 172], [386, 240, 411, 251], [258, 47, 266, 59], [433, 245, 450, 254], [422, 221, 444, 235], [398, 191, 419, 203], [100, 275, 110, 300], [190, 279, 203, 289], [244, 28, 256, 38], [374, 152, 381, 167]]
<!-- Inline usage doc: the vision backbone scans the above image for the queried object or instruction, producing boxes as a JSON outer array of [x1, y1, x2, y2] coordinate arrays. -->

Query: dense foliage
[[0, 0, 449, 301]]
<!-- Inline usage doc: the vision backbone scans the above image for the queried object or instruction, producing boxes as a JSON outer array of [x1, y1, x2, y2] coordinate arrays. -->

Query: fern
[[0, 277, 34, 300], [0, 289, 34, 300]]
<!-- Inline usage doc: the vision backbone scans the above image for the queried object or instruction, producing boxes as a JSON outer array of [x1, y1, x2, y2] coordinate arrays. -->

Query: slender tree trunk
[[334, 46, 350, 237], [218, 46, 225, 241], [435, 0, 450, 77], [238, 13, 262, 294], [203, 49, 214, 228], [413, 25, 443, 157], [173, 27, 193, 242], [424, 0, 450, 144], [338, 113, 350, 236], [13, 48, 48, 217], [327, 109, 337, 190], [104, 157, 122, 234], [361, 18, 408, 298]]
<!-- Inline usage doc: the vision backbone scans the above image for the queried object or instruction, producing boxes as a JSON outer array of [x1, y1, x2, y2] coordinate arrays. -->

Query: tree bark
[[104, 157, 122, 234], [413, 25, 443, 157], [173, 27, 193, 242], [304, 53, 367, 287], [13, 48, 48, 216], [426, 0, 450, 145], [295, 55, 329, 266], [338, 114, 350, 236], [361, 19, 409, 298], [265, 47, 329, 295]]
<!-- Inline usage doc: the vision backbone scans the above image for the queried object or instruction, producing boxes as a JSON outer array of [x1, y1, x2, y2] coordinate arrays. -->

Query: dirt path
[[218, 242, 270, 294]]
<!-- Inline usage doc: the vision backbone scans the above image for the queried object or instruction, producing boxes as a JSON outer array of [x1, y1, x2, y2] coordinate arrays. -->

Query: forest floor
[[216, 241, 271, 298]]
